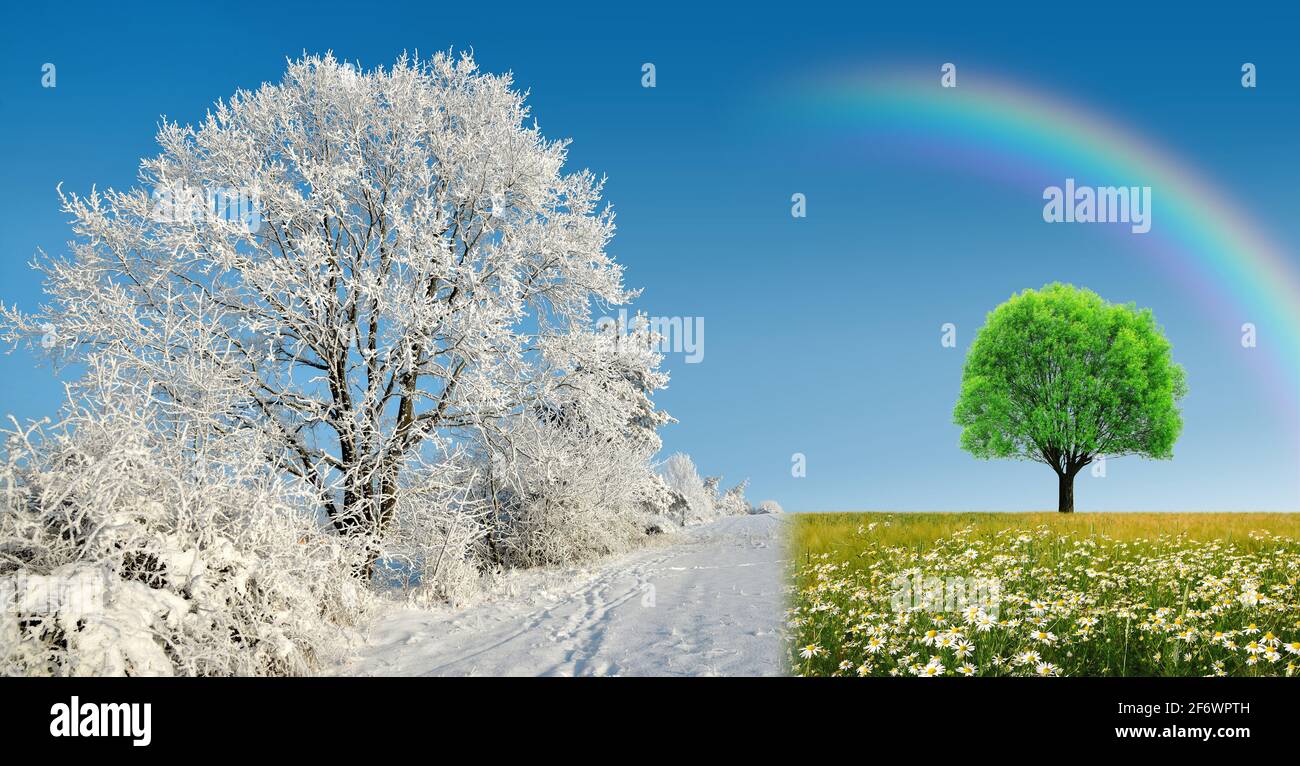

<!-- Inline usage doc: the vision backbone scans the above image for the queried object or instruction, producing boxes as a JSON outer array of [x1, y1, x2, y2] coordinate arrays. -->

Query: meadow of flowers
[[786, 513, 1300, 677]]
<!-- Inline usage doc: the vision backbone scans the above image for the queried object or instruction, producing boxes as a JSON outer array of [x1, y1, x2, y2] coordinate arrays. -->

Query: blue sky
[[1, 2, 1297, 511]]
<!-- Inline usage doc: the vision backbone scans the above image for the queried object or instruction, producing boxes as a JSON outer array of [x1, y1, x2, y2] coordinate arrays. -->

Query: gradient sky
[[1, 2, 1297, 511]]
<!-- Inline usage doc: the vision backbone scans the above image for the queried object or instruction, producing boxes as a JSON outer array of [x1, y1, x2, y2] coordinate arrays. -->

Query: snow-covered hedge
[[0, 390, 371, 677], [659, 452, 756, 524]]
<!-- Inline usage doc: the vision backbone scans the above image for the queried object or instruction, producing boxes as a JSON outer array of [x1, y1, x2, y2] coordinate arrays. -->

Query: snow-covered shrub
[[480, 414, 657, 568], [374, 453, 490, 606], [0, 378, 371, 677], [753, 500, 784, 515], [716, 479, 753, 516], [660, 454, 755, 523], [632, 472, 680, 535], [703, 476, 722, 502], [661, 453, 714, 524], [471, 317, 674, 567]]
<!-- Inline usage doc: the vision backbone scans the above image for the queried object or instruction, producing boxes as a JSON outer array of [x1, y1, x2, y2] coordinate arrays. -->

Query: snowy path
[[343, 514, 787, 676]]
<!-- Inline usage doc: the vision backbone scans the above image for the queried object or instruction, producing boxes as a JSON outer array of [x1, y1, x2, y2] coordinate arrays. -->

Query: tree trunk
[[1057, 470, 1075, 513], [334, 474, 384, 582]]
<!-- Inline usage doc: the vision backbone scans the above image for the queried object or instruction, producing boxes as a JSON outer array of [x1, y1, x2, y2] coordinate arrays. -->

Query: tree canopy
[[953, 283, 1186, 511]]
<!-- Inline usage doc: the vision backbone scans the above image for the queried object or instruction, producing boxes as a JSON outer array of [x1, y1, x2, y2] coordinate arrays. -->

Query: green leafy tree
[[953, 283, 1187, 512]]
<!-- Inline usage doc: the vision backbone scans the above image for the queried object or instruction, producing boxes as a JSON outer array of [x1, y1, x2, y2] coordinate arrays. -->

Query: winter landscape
[[0, 53, 789, 677]]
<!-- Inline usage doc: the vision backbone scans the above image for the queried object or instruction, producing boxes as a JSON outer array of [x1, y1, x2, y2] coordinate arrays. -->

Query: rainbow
[[786, 67, 1300, 413]]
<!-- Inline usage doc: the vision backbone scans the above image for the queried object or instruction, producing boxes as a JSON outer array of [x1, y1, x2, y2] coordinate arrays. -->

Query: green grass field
[[786, 513, 1300, 677]]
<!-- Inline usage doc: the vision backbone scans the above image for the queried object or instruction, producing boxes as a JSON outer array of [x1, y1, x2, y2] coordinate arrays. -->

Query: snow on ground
[[341, 514, 787, 676]]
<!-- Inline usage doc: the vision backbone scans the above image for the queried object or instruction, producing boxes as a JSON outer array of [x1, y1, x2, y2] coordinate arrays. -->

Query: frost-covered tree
[[2, 53, 666, 571], [660, 453, 714, 523]]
